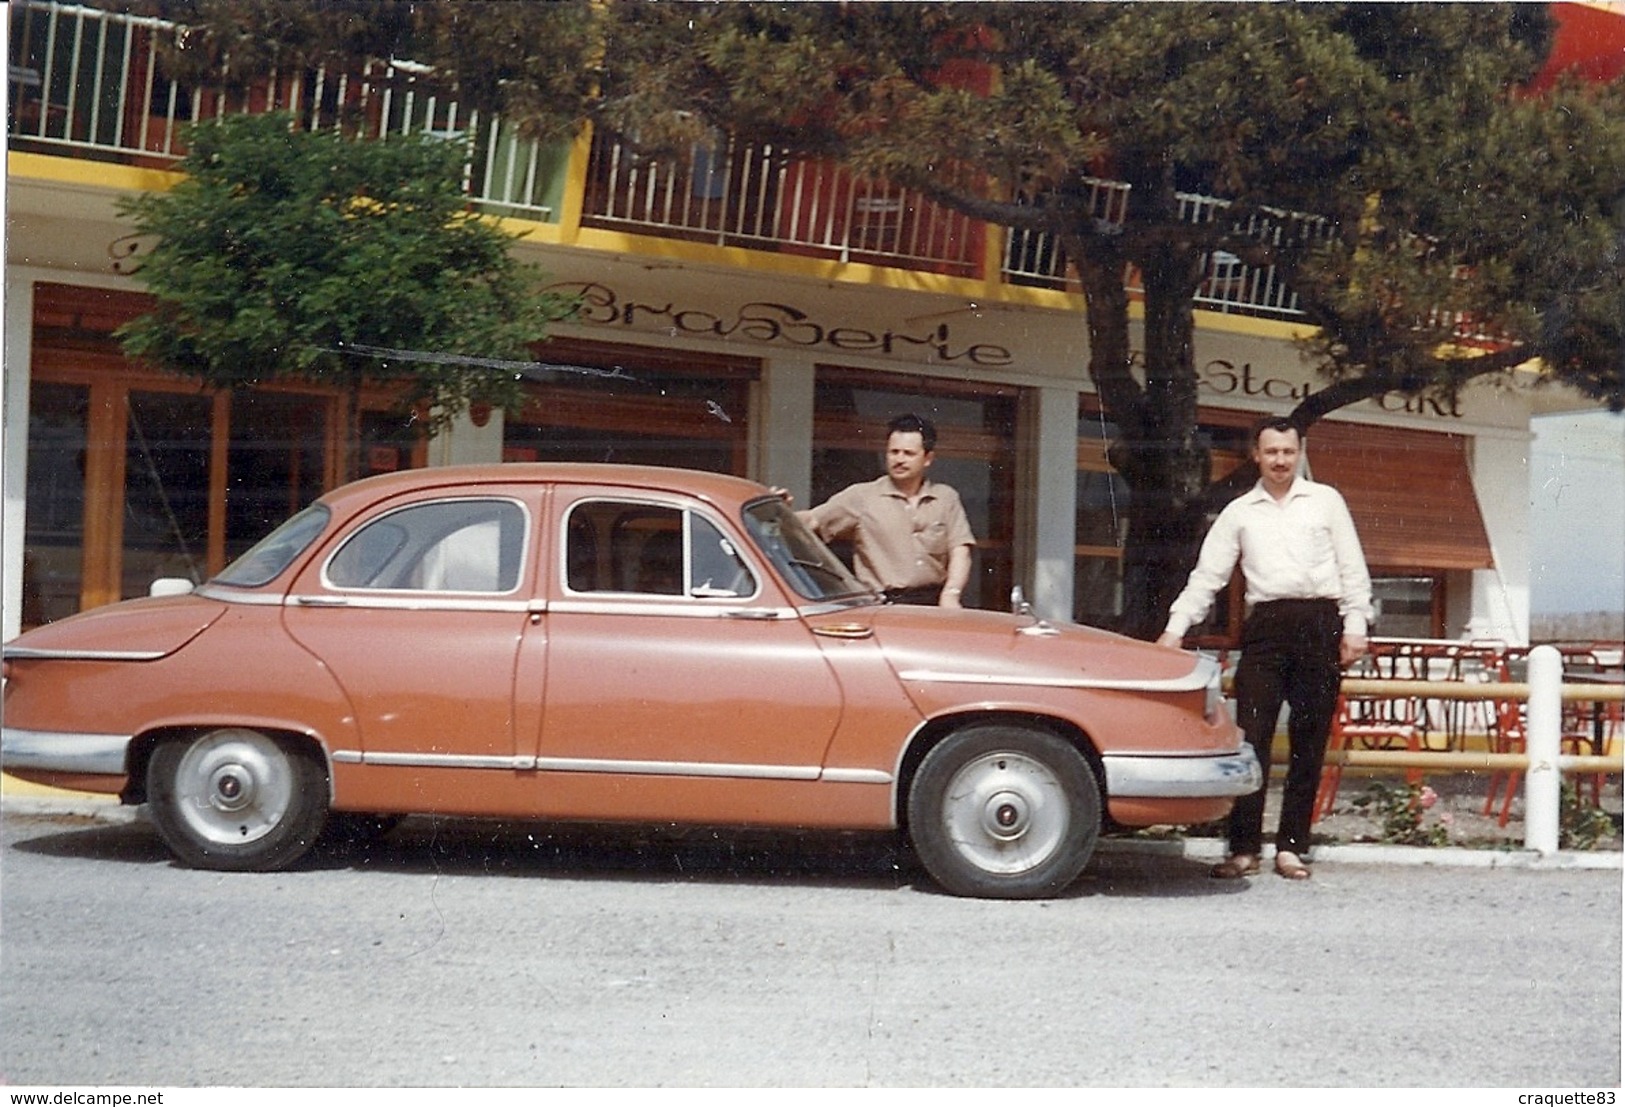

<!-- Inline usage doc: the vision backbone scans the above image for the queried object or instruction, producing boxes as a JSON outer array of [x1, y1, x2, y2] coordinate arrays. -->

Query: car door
[[535, 488, 843, 816], [283, 486, 547, 769]]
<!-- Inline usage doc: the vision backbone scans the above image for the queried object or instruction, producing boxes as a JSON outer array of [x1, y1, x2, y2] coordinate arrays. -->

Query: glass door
[[121, 389, 215, 599], [21, 382, 91, 627]]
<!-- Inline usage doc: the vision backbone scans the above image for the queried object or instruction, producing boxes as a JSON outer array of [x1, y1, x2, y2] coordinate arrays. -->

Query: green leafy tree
[[117, 111, 575, 478], [141, 2, 1625, 636]]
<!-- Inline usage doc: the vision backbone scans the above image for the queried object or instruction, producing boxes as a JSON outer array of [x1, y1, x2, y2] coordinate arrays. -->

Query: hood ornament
[[1010, 585, 1060, 638]]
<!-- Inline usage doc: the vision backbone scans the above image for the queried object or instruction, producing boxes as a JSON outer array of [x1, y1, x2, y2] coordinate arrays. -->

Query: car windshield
[[213, 504, 332, 588], [741, 497, 872, 604]]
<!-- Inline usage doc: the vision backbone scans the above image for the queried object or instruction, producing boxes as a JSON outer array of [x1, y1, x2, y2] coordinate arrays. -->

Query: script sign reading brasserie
[[549, 281, 1461, 419]]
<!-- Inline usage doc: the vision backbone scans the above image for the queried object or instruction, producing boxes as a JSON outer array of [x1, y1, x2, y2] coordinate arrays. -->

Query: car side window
[[326, 499, 526, 593], [564, 501, 755, 598], [689, 515, 755, 598]]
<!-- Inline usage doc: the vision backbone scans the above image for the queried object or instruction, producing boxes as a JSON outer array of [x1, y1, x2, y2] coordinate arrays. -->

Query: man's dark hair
[[1251, 416, 1302, 446], [887, 413, 938, 452]]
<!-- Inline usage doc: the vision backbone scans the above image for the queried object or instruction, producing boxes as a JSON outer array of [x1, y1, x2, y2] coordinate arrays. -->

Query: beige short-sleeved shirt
[[804, 475, 976, 592]]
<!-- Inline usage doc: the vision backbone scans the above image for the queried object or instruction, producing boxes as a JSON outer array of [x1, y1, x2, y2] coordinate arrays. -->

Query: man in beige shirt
[[799, 414, 976, 607]]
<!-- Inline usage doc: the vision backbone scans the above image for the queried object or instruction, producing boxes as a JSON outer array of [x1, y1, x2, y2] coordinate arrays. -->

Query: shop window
[[21, 382, 90, 627], [358, 407, 429, 478], [506, 342, 754, 476], [1074, 404, 1248, 636], [122, 391, 213, 599], [1074, 467, 1129, 629], [226, 392, 330, 564], [118, 390, 343, 599], [811, 369, 1018, 609], [27, 281, 423, 621], [1372, 576, 1443, 639]]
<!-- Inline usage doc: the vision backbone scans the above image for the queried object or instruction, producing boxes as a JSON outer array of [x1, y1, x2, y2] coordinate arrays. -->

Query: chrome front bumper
[[1101, 744, 1262, 799]]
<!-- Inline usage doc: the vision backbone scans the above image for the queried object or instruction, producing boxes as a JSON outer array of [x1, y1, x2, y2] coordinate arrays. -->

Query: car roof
[[320, 463, 772, 515]]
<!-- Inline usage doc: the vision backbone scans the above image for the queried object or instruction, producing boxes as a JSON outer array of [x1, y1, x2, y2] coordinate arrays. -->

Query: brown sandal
[[1210, 853, 1261, 879], [1274, 851, 1312, 880]]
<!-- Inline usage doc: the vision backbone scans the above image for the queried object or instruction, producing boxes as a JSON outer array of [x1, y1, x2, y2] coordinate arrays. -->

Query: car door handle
[[727, 608, 780, 620], [293, 595, 348, 607]]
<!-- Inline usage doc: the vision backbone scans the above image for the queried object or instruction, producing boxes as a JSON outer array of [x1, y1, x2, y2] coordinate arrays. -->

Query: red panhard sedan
[[2, 464, 1258, 898]]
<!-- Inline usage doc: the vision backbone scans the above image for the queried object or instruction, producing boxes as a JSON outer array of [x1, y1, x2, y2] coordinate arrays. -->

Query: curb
[[1099, 835, 1623, 870], [2, 793, 141, 822], [6, 790, 1621, 870]]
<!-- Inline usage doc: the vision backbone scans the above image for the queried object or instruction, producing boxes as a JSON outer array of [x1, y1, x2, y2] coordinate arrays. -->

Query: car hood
[[3, 594, 227, 662], [814, 604, 1212, 692]]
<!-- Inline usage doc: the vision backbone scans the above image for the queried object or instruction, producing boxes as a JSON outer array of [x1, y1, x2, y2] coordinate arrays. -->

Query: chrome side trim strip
[[2, 646, 167, 661], [1101, 747, 1262, 798], [355, 751, 538, 770], [897, 668, 1212, 693], [330, 749, 893, 784], [535, 756, 819, 780], [193, 586, 282, 605], [819, 767, 893, 785], [546, 599, 798, 619], [284, 595, 535, 614], [0, 728, 133, 775]]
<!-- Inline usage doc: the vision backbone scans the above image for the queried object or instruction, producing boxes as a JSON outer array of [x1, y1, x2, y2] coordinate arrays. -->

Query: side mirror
[[149, 577, 195, 598]]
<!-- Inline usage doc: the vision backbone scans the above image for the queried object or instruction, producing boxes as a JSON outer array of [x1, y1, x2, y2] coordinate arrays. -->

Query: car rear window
[[326, 499, 527, 593], [214, 505, 331, 588]]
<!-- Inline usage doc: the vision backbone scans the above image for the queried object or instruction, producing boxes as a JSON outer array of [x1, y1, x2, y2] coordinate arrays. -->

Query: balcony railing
[[7, 0, 561, 221], [1002, 178, 1330, 318], [9, 0, 1323, 322], [580, 128, 984, 276]]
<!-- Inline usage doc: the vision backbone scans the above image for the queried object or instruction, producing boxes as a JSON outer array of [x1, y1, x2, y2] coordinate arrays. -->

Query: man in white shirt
[[1157, 418, 1372, 881]]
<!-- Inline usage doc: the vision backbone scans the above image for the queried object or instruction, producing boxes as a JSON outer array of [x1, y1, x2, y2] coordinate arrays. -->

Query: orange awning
[[1304, 422, 1495, 572]]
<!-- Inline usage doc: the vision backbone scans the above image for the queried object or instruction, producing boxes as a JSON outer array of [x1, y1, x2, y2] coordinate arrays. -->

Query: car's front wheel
[[907, 725, 1101, 899], [147, 728, 329, 872]]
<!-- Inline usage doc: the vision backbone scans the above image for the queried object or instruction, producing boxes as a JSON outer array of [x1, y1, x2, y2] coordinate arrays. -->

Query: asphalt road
[[1, 809, 1619, 1088]]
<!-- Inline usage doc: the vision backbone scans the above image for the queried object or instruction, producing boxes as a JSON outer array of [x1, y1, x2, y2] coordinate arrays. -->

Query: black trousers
[[1227, 599, 1344, 856], [882, 585, 941, 605]]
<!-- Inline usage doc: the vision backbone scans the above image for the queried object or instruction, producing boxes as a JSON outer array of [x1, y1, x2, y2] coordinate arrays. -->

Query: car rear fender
[[123, 723, 333, 807]]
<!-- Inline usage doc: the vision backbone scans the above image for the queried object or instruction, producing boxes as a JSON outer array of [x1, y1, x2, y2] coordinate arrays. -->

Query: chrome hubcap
[[941, 752, 1068, 875], [173, 730, 293, 846]]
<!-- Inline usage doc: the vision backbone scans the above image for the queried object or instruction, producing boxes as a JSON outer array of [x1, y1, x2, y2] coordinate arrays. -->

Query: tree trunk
[[1119, 245, 1211, 640], [1074, 215, 1214, 640]]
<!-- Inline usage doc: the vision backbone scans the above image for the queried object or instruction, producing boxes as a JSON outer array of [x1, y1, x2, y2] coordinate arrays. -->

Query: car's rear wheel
[[907, 725, 1101, 899], [147, 728, 328, 872]]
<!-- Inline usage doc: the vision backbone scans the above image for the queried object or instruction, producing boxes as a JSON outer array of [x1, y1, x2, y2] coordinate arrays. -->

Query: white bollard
[[1523, 644, 1562, 855]]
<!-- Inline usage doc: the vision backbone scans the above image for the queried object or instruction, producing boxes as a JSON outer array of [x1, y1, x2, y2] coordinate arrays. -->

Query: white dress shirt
[[1164, 477, 1374, 639]]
